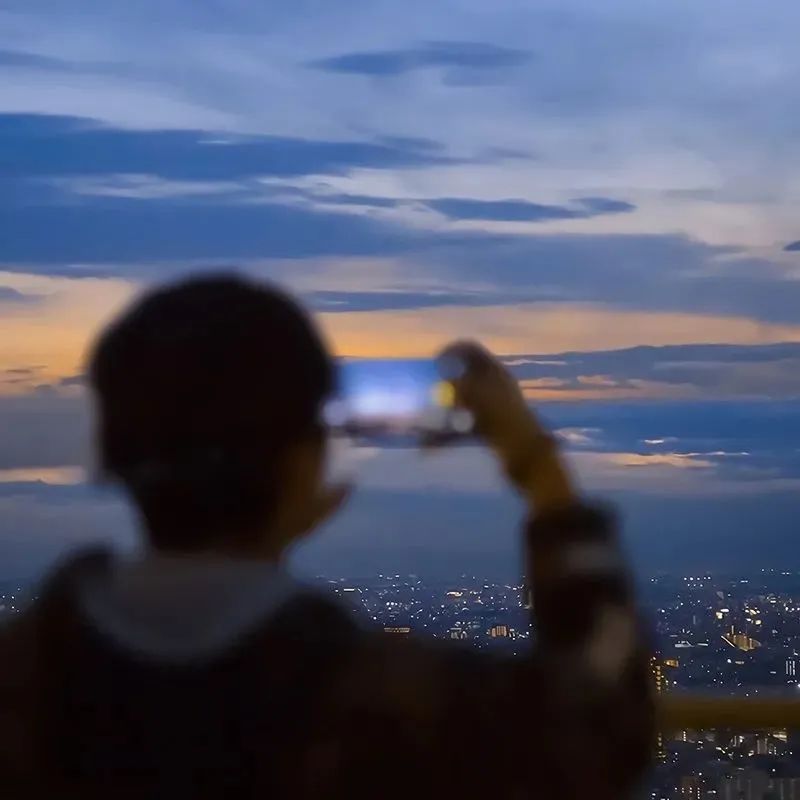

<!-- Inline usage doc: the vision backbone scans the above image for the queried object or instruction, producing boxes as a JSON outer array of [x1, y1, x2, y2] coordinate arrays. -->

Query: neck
[[153, 529, 288, 564]]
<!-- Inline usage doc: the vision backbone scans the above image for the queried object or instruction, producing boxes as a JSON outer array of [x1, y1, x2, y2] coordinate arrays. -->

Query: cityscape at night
[[333, 569, 800, 799], [7, 568, 800, 798]]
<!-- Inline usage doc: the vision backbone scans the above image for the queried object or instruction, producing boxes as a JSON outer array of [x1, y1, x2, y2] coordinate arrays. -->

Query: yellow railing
[[660, 694, 800, 731]]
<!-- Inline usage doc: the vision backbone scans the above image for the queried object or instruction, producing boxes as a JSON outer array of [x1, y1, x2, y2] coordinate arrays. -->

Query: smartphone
[[325, 358, 473, 443]]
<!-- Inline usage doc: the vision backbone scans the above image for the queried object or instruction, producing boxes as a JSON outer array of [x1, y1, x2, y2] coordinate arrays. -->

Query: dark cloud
[[0, 48, 121, 76], [303, 289, 511, 312], [57, 374, 86, 388], [374, 135, 446, 154], [784, 240, 800, 252], [1, 112, 798, 327], [541, 396, 800, 494], [507, 342, 800, 401], [425, 195, 636, 222], [5, 202, 800, 327], [427, 198, 582, 222], [314, 193, 400, 209], [418, 233, 800, 325], [4, 184, 800, 327], [0, 197, 431, 265], [309, 41, 530, 77], [574, 196, 637, 214], [0, 50, 70, 69], [0, 113, 453, 182], [477, 147, 535, 162], [0, 287, 40, 303]]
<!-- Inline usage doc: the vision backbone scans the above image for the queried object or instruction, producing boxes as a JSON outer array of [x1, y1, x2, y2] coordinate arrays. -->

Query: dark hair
[[89, 274, 335, 550]]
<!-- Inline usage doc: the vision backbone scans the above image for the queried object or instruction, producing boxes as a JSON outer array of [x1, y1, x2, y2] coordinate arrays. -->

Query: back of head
[[89, 274, 334, 551]]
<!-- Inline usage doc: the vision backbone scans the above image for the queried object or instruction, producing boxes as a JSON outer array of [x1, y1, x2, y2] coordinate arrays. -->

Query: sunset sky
[[3, 0, 800, 580]]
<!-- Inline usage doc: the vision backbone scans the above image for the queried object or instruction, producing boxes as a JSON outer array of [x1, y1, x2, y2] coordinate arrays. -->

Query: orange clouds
[[319, 302, 800, 359], [0, 466, 85, 484], [4, 271, 800, 407], [0, 272, 136, 393], [518, 377, 703, 402]]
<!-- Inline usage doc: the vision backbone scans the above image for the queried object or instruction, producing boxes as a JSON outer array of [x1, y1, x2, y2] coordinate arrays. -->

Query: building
[[719, 771, 800, 800], [651, 658, 666, 694], [718, 770, 769, 800], [679, 775, 703, 800], [722, 627, 761, 652], [651, 657, 667, 762]]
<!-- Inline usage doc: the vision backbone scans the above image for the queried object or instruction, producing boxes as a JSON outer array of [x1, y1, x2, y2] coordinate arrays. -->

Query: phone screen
[[325, 359, 472, 441]]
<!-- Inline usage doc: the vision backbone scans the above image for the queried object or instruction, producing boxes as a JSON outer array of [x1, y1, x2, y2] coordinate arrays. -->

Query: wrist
[[502, 428, 556, 483], [500, 429, 576, 512]]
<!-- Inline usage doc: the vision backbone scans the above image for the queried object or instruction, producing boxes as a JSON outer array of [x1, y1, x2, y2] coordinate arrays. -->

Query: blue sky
[[2, 0, 800, 580]]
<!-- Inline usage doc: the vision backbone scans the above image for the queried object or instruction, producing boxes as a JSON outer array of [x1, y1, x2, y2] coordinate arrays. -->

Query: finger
[[438, 340, 498, 411], [438, 340, 497, 380]]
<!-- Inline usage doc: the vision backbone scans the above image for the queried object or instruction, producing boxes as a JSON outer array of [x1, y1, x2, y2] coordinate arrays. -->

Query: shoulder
[[0, 608, 40, 689], [0, 607, 43, 776]]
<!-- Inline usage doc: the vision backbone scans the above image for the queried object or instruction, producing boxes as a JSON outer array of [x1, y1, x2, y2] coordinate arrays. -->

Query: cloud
[[0, 466, 84, 485], [0, 48, 112, 74], [4, 113, 800, 330], [0, 49, 65, 68], [0, 286, 40, 303], [425, 196, 635, 222], [0, 271, 134, 389], [319, 303, 800, 360], [602, 452, 715, 469], [0, 113, 452, 182], [312, 193, 400, 209], [304, 289, 500, 313], [784, 241, 800, 252], [502, 358, 568, 367], [0, 199, 428, 265], [57, 374, 85, 388], [507, 343, 800, 402], [555, 427, 601, 446], [309, 41, 530, 78], [574, 197, 637, 214]]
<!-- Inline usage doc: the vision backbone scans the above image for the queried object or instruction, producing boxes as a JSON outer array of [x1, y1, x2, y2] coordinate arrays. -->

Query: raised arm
[[313, 343, 654, 798], [435, 341, 655, 798]]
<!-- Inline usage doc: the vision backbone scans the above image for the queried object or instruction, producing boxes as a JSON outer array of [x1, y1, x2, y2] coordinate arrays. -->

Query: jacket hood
[[74, 553, 306, 664]]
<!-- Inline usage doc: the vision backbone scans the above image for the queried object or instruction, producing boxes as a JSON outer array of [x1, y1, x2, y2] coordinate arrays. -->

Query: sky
[[3, 0, 800, 581]]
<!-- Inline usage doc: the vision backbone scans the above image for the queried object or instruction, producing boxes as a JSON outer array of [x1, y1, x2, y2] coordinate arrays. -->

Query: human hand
[[437, 340, 575, 511]]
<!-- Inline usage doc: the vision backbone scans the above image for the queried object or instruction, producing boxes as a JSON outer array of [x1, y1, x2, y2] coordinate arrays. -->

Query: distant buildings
[[722, 628, 761, 653]]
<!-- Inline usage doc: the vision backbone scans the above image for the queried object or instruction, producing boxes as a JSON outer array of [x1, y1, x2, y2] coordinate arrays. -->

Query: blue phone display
[[326, 359, 470, 441]]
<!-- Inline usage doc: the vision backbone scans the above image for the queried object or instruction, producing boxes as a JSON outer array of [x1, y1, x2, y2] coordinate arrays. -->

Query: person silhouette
[[0, 274, 654, 798]]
